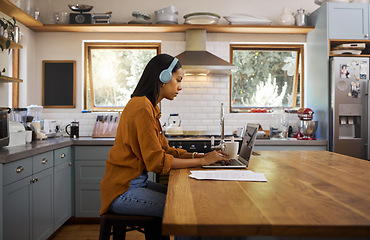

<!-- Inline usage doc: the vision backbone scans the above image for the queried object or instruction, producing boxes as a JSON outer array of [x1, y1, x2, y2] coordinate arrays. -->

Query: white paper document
[[189, 170, 267, 182]]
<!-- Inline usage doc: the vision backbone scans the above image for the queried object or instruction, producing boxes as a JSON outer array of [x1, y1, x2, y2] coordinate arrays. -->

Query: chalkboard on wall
[[42, 60, 76, 108]]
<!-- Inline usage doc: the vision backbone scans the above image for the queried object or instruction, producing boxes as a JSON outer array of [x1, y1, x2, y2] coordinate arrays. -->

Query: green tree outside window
[[231, 45, 303, 112]]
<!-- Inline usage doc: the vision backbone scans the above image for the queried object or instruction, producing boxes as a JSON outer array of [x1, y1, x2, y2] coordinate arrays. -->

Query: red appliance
[[296, 108, 318, 140]]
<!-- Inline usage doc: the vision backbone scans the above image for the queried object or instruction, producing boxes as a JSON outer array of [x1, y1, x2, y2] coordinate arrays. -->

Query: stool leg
[[99, 218, 112, 240], [113, 225, 127, 240], [144, 221, 168, 240]]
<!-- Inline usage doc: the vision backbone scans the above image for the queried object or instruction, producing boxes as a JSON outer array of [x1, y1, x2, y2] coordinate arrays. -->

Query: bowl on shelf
[[224, 14, 271, 25], [68, 4, 93, 13], [183, 12, 220, 25], [128, 11, 152, 24], [154, 5, 178, 24]]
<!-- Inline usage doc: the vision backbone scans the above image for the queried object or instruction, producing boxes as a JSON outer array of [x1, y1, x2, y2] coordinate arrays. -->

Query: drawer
[[33, 151, 53, 173], [3, 157, 33, 186], [54, 147, 71, 166], [75, 146, 111, 160]]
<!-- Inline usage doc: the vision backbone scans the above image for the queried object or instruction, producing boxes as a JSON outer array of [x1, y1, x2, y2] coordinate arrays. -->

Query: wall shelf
[[0, 76, 23, 83], [0, 0, 42, 27], [329, 39, 370, 57], [0, 36, 22, 49], [29, 24, 314, 34], [0, 0, 314, 34]]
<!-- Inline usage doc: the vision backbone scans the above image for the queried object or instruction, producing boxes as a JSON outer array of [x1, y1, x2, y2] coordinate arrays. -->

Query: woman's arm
[[171, 151, 228, 169]]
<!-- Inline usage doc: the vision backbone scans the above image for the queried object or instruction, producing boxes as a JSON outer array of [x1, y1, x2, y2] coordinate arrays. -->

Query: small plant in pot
[[0, 16, 16, 76]]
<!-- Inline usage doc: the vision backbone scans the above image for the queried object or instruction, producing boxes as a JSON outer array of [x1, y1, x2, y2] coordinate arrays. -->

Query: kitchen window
[[84, 42, 160, 111], [230, 44, 304, 112]]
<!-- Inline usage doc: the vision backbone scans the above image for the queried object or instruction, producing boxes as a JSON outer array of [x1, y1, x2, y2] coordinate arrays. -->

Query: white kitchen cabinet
[[328, 3, 369, 39]]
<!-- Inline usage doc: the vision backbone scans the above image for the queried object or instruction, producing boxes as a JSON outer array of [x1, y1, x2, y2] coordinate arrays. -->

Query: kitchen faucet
[[211, 103, 225, 151]]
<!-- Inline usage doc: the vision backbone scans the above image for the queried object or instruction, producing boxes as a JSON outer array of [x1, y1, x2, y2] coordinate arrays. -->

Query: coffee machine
[[296, 108, 318, 140]]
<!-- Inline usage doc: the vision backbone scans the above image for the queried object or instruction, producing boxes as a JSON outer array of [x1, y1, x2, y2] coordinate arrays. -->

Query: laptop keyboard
[[211, 159, 244, 166]]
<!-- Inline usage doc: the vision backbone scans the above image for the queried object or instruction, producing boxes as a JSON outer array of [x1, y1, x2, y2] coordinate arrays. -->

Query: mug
[[224, 141, 239, 159], [65, 121, 79, 138]]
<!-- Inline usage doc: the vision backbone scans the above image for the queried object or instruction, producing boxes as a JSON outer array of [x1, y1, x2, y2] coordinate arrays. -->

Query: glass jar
[[270, 106, 288, 140]]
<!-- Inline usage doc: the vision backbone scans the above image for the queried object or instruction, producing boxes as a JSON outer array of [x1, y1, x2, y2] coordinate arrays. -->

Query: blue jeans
[[110, 173, 167, 218]]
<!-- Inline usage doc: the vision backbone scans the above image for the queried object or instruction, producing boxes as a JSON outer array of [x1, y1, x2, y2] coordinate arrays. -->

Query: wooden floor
[[49, 223, 173, 240], [49, 223, 145, 240]]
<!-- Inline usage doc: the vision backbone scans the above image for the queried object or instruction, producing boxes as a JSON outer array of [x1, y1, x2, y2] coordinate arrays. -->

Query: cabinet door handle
[[30, 178, 38, 184], [41, 158, 48, 164], [365, 34, 369, 38], [16, 166, 24, 173], [68, 162, 72, 166], [61, 153, 65, 158]]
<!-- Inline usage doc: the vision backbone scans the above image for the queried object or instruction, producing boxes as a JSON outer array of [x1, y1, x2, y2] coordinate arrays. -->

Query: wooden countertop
[[162, 151, 370, 237]]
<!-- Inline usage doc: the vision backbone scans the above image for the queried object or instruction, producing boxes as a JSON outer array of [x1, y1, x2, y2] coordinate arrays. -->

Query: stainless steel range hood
[[176, 29, 237, 75]]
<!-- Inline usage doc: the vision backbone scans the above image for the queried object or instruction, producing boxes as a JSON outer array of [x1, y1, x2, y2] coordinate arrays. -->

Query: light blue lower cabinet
[[74, 146, 156, 218], [53, 147, 73, 231], [75, 183, 102, 217], [74, 159, 105, 217], [3, 176, 32, 240], [53, 161, 72, 230], [2, 147, 74, 240], [31, 167, 54, 240], [3, 167, 53, 240], [75, 146, 109, 218]]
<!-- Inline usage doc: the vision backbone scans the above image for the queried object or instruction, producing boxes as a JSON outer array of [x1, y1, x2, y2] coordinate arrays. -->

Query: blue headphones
[[159, 57, 178, 84]]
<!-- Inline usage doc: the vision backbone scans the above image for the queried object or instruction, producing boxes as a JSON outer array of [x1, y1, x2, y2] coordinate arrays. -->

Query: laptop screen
[[238, 125, 258, 163]]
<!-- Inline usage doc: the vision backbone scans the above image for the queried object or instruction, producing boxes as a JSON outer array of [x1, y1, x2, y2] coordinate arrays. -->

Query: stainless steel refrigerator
[[330, 57, 369, 160]]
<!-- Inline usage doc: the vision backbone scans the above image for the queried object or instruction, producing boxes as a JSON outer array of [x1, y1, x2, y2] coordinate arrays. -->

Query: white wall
[[37, 32, 305, 136], [2, 0, 321, 137], [0, 12, 11, 105]]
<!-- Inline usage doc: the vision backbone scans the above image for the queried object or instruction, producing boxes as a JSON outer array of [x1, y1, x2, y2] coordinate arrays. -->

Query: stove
[[165, 131, 241, 153]]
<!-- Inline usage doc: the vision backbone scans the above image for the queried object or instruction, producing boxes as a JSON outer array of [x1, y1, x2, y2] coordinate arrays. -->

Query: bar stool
[[99, 211, 166, 240]]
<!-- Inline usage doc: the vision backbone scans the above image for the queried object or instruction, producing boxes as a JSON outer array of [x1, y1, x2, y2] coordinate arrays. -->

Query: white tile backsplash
[[42, 41, 301, 137]]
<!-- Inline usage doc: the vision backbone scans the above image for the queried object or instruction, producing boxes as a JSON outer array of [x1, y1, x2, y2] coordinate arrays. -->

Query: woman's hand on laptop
[[201, 150, 229, 166]]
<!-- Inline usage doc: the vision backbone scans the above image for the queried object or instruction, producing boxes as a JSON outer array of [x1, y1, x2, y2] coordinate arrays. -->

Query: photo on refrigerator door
[[350, 82, 360, 98], [340, 64, 350, 78]]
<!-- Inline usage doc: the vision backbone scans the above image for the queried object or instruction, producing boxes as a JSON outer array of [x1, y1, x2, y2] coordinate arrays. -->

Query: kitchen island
[[162, 151, 370, 237], [0, 137, 350, 240]]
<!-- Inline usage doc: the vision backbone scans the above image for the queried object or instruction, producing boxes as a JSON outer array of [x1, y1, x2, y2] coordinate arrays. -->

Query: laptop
[[202, 124, 258, 169]]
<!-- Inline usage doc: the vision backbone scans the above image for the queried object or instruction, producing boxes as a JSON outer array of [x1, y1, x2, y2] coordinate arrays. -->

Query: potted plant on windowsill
[[0, 16, 16, 76]]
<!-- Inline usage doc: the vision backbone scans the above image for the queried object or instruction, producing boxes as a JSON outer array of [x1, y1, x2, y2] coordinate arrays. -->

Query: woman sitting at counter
[[100, 54, 227, 238]]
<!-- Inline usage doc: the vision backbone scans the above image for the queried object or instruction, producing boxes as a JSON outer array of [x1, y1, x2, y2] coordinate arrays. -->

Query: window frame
[[229, 44, 304, 112], [84, 42, 161, 111]]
